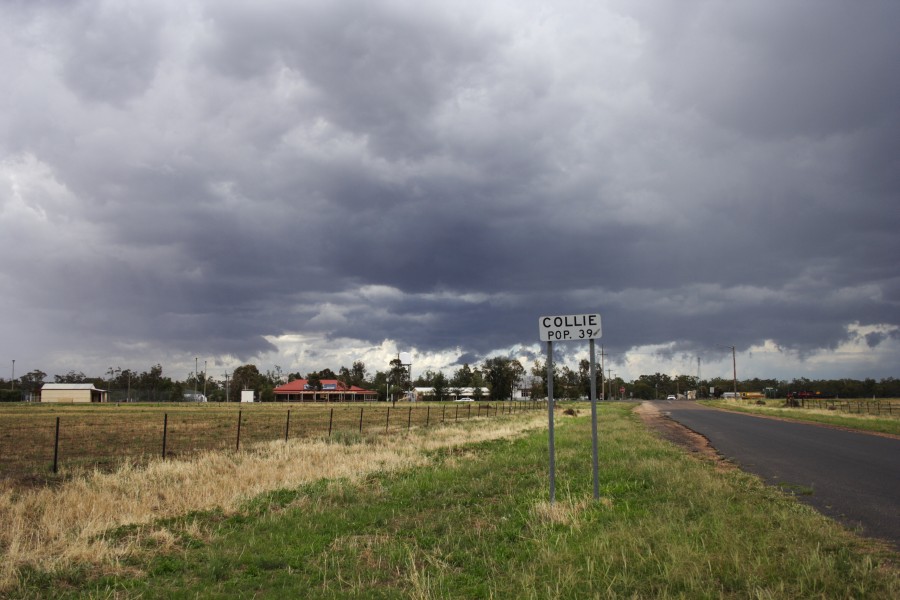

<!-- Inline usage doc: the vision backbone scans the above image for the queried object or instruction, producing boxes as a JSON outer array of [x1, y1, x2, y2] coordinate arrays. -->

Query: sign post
[[539, 313, 602, 503], [590, 338, 599, 500], [546, 341, 555, 503]]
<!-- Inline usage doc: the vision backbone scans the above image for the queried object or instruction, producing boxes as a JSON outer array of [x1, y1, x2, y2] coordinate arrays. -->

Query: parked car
[[455, 397, 474, 402], [666, 395, 676, 401]]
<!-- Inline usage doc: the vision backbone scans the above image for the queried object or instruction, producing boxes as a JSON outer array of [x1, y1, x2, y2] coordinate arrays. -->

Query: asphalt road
[[657, 400, 900, 549]]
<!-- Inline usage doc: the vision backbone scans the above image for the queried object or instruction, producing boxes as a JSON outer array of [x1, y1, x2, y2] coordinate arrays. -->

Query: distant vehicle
[[455, 397, 474, 402], [666, 395, 676, 401]]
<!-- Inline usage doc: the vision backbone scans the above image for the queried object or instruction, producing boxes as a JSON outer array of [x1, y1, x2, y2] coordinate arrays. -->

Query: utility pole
[[225, 371, 230, 403], [194, 357, 198, 398], [203, 360, 208, 397], [732, 346, 738, 399], [10, 359, 14, 391], [606, 368, 612, 401], [598, 346, 608, 400]]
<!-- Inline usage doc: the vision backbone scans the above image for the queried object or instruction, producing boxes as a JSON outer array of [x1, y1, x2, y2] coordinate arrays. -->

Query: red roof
[[273, 379, 375, 394]]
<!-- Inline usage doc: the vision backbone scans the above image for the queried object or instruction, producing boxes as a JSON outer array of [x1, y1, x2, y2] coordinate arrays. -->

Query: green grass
[[702, 400, 900, 436], [12, 404, 899, 599]]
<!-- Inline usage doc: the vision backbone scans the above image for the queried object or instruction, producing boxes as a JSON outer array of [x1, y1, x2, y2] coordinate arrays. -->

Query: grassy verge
[[701, 400, 900, 436], [10, 404, 899, 598]]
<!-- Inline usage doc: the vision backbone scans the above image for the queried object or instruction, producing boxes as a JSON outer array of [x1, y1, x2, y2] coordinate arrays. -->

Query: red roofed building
[[272, 379, 378, 402]]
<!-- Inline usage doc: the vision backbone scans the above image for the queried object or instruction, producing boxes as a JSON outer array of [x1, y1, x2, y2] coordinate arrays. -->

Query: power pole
[[732, 346, 738, 398], [598, 346, 608, 400]]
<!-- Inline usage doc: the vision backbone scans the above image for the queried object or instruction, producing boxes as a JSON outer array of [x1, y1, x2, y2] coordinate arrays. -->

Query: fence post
[[359, 407, 364, 433], [285, 410, 291, 442], [386, 407, 391, 433], [236, 410, 242, 451], [328, 408, 334, 437], [455, 405, 459, 421], [407, 407, 412, 431], [52, 416, 60, 474], [442, 405, 446, 423], [468, 404, 471, 419], [162, 413, 168, 460], [426, 406, 430, 427]]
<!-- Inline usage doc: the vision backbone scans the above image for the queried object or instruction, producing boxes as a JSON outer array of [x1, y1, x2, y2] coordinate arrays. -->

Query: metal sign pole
[[547, 340, 555, 504], [538, 313, 601, 506], [590, 338, 599, 500]]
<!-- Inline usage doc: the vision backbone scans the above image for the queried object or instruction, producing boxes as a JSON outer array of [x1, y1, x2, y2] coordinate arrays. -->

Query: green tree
[[531, 360, 550, 400], [138, 364, 171, 402], [451, 364, 474, 387], [305, 372, 323, 391], [19, 370, 47, 393], [371, 371, 389, 401], [350, 361, 368, 387], [559, 366, 580, 400], [55, 370, 88, 383], [389, 359, 409, 393], [481, 357, 522, 401], [432, 371, 448, 402], [230, 364, 263, 402]]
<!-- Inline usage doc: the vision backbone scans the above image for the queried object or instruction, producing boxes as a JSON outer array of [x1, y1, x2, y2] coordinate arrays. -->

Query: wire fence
[[789, 397, 900, 416], [0, 401, 542, 484]]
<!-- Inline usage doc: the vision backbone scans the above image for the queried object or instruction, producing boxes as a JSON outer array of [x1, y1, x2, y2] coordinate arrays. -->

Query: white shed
[[41, 383, 108, 403]]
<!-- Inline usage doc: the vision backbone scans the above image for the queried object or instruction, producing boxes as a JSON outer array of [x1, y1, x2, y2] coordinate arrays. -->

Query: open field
[[702, 399, 900, 436], [0, 401, 535, 484], [3, 403, 897, 598]]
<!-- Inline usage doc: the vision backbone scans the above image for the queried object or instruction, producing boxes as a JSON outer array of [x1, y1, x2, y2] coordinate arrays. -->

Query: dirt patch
[[634, 402, 734, 471]]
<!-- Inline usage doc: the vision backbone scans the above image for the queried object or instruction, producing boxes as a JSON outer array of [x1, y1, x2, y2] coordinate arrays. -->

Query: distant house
[[413, 387, 489, 401], [40, 383, 108, 403], [273, 379, 377, 402]]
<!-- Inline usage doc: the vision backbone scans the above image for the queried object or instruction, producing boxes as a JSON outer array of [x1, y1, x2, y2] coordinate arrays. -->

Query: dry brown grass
[[0, 414, 545, 590]]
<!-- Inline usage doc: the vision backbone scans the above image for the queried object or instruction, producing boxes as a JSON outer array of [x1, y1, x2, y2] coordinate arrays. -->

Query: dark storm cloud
[[1, 0, 898, 378]]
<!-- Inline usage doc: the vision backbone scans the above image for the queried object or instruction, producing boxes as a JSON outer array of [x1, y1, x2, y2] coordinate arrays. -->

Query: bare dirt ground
[[634, 402, 734, 471]]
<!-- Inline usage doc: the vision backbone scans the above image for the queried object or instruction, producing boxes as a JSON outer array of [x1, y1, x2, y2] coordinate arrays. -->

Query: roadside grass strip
[[7, 404, 899, 598], [702, 400, 900, 437]]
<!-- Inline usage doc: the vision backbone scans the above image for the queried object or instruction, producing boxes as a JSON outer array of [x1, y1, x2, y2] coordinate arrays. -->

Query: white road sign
[[538, 314, 602, 342]]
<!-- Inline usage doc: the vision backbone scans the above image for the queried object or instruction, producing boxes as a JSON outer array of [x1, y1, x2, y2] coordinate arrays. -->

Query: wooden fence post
[[52, 416, 60, 474], [236, 410, 242, 451], [162, 413, 168, 460]]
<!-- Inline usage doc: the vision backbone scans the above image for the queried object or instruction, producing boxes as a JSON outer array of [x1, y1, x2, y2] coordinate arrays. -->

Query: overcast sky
[[2, 0, 898, 385]]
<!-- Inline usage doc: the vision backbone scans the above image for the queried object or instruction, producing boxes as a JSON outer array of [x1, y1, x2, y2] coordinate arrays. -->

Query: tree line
[[2, 360, 899, 402]]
